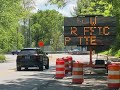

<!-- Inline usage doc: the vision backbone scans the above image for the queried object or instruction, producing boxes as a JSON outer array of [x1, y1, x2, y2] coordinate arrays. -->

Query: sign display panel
[[64, 16, 116, 46], [64, 17, 116, 26], [64, 27, 116, 36], [64, 36, 116, 46]]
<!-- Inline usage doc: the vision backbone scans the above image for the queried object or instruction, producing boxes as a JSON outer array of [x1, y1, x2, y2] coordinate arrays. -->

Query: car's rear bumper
[[17, 61, 43, 67]]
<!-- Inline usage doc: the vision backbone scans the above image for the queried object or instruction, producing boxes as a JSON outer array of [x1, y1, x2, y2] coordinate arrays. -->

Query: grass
[[0, 54, 6, 63], [100, 51, 109, 55], [115, 50, 120, 58], [100, 49, 120, 58]]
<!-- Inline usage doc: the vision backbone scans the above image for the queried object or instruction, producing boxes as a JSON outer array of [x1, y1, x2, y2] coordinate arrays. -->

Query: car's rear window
[[19, 49, 37, 55], [95, 60, 105, 65]]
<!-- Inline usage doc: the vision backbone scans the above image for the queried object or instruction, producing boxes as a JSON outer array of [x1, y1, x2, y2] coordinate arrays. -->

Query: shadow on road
[[0, 66, 115, 90]]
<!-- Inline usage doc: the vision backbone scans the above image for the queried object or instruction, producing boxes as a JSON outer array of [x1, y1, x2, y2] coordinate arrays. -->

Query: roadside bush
[[0, 54, 6, 63], [100, 51, 109, 55], [115, 50, 120, 58], [100, 49, 120, 58]]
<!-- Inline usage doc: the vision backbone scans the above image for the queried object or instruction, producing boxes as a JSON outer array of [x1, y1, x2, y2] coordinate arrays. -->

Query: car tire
[[45, 64, 49, 69], [12, 52, 14, 55], [25, 67, 28, 70], [39, 66, 43, 71], [17, 66, 21, 71], [45, 58, 49, 69]]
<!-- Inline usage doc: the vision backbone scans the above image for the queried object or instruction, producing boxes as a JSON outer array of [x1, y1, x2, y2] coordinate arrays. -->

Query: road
[[0, 54, 109, 90]]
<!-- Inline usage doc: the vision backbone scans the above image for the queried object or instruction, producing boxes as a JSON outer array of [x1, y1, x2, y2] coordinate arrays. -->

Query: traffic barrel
[[108, 64, 120, 89], [72, 61, 84, 84], [67, 56, 73, 75], [111, 62, 120, 65], [63, 57, 69, 75], [56, 58, 65, 79]]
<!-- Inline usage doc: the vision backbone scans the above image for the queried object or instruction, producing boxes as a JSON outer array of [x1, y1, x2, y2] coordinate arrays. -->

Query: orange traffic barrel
[[67, 56, 73, 75], [111, 62, 120, 65], [108, 64, 120, 89], [72, 61, 84, 84], [56, 58, 65, 79], [63, 57, 69, 74]]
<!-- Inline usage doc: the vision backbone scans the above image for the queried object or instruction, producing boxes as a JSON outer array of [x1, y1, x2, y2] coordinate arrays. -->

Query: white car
[[72, 49, 80, 55]]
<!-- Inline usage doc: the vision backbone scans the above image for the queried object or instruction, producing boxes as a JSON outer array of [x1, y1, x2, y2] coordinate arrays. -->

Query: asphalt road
[[0, 54, 110, 90]]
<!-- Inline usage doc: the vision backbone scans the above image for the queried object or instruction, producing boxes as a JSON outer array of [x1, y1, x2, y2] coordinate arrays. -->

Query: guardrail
[[45, 51, 68, 54], [45, 51, 95, 55]]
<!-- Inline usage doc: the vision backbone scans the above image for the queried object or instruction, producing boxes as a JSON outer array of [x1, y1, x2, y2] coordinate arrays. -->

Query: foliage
[[21, 0, 35, 47], [0, 0, 35, 53], [100, 51, 109, 55], [0, 0, 24, 52], [48, 0, 67, 7], [115, 50, 120, 58], [30, 10, 64, 51], [0, 54, 6, 63], [72, 0, 112, 16], [106, 0, 120, 51], [100, 49, 120, 58], [49, 0, 112, 16]]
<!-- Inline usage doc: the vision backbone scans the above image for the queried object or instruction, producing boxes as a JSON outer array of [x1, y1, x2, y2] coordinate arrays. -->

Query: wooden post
[[89, 46, 93, 66]]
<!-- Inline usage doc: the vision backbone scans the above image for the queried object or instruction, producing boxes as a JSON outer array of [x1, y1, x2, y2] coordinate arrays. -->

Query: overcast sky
[[33, 0, 77, 17]]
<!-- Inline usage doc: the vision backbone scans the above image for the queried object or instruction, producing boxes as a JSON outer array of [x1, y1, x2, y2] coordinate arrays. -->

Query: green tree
[[104, 0, 120, 51], [48, 0, 67, 7], [0, 0, 25, 52], [30, 10, 64, 51], [22, 0, 35, 47], [0, 0, 34, 53], [73, 0, 112, 16]]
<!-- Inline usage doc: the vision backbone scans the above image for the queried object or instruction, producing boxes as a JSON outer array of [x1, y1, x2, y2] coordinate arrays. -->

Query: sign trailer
[[64, 16, 116, 66]]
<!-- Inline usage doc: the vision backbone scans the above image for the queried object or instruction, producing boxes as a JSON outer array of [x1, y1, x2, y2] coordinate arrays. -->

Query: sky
[[33, 0, 77, 17]]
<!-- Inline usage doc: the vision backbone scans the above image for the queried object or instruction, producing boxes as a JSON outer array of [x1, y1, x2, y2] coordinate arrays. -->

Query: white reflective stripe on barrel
[[69, 66, 71, 68], [108, 79, 120, 83], [56, 71, 65, 74], [73, 68, 83, 71], [72, 75, 83, 79], [108, 70, 120, 75], [56, 65, 64, 68]]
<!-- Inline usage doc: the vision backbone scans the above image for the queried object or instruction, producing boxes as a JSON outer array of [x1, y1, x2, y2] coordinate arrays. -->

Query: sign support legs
[[89, 46, 93, 66]]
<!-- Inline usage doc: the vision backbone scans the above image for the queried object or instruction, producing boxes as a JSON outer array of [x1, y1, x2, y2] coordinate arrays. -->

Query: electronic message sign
[[64, 17, 116, 26], [64, 16, 116, 46]]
